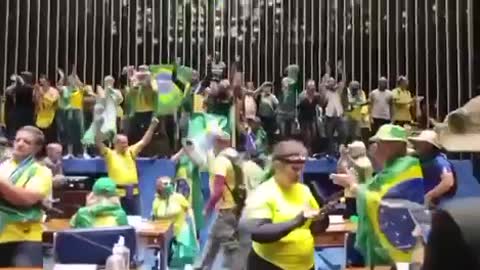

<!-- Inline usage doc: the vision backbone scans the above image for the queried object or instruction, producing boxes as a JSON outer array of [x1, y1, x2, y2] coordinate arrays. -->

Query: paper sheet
[[53, 264, 97, 270], [329, 215, 344, 224]]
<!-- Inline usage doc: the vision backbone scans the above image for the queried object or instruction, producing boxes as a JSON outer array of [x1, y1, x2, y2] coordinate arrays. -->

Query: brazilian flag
[[355, 155, 424, 266], [150, 64, 193, 116]]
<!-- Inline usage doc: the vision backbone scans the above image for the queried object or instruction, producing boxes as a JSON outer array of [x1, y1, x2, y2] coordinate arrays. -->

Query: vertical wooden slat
[[127, 0, 131, 66], [174, 0, 178, 63], [26, 0, 31, 71], [227, 0, 231, 78], [360, 0, 363, 87], [318, 0, 322, 77], [351, 0, 355, 80], [335, 0, 339, 76], [144, 0, 148, 64], [386, 0, 390, 82], [287, 0, 291, 65], [35, 0, 40, 79], [189, 0, 193, 68], [151, 0, 155, 64], [456, 0, 461, 106], [235, 0, 239, 70], [405, 0, 409, 79], [435, 0, 440, 120], [14, 0, 19, 74], [368, 0, 372, 90], [182, 0, 186, 65], [302, 0, 306, 84], [65, 0, 70, 73], [55, 0, 60, 76], [266, 0, 270, 82], [467, 0, 473, 99], [395, 0, 400, 78], [445, 0, 451, 112], [424, 0, 430, 120], [280, 0, 283, 75], [343, 0, 347, 79], [196, 0, 200, 71], [109, 0, 114, 74], [377, 0, 381, 78], [250, 0, 253, 81], [101, 0, 106, 79], [414, 0, 419, 106], [84, 0, 89, 81], [310, 0, 313, 79], [46, 0, 51, 78], [296, 0, 300, 68], [75, 0, 80, 70], [2, 0, 10, 92], [92, 0, 97, 82], [119, 0, 124, 74], [257, 1, 261, 83]]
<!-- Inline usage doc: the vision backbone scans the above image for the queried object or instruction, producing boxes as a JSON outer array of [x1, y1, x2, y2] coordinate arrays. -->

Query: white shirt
[[369, 89, 393, 120], [324, 90, 344, 117]]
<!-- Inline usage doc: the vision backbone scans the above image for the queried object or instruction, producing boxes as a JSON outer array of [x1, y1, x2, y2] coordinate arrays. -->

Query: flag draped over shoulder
[[355, 156, 424, 266], [150, 65, 192, 116]]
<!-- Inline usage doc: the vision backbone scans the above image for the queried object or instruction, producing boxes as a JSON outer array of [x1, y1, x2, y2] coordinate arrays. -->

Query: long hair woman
[[243, 139, 329, 270], [0, 126, 52, 267]]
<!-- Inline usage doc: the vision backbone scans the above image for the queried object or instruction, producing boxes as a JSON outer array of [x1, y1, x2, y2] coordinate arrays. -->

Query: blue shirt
[[420, 152, 456, 202]]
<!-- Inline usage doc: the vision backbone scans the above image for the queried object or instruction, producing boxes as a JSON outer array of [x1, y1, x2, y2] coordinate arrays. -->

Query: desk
[[315, 220, 356, 248], [43, 219, 173, 270]]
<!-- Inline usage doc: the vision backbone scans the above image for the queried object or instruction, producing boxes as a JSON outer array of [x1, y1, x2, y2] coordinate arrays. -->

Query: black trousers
[[247, 249, 314, 270], [371, 118, 391, 136], [0, 241, 43, 267]]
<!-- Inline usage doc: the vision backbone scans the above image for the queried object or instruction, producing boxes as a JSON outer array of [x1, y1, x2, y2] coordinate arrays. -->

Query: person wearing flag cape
[[331, 124, 424, 267], [0, 126, 52, 267]]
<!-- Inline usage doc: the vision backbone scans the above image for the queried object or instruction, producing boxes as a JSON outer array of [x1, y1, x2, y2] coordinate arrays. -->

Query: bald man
[[95, 115, 159, 215], [369, 77, 393, 135]]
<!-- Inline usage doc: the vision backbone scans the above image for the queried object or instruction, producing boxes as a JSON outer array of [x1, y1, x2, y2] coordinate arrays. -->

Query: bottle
[[105, 253, 125, 270], [112, 236, 130, 270]]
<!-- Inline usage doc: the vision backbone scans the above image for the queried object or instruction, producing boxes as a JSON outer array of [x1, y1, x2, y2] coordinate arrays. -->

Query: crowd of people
[[0, 54, 476, 270]]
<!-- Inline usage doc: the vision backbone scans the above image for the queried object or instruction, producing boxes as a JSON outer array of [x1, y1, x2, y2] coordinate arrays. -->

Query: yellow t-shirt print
[[247, 179, 320, 270]]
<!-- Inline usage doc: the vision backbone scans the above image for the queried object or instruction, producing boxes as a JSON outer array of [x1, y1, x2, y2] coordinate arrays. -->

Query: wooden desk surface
[[315, 220, 356, 248]]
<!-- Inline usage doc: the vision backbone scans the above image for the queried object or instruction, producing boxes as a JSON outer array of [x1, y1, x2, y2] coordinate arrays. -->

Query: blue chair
[[53, 226, 138, 267]]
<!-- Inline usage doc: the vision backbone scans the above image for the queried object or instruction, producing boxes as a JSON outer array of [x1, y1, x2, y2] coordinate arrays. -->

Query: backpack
[[221, 154, 247, 217]]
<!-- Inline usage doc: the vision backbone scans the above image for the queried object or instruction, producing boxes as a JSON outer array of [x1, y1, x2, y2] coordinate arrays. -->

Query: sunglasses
[[275, 156, 306, 165]]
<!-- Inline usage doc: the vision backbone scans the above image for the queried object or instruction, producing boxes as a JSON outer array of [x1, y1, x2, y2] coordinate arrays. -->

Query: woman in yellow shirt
[[243, 140, 329, 270], [0, 126, 52, 267]]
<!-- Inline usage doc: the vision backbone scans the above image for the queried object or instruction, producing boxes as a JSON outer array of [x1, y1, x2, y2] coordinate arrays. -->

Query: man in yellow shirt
[[392, 76, 414, 126], [95, 111, 159, 215], [0, 126, 52, 267], [195, 132, 242, 270], [34, 75, 59, 144]]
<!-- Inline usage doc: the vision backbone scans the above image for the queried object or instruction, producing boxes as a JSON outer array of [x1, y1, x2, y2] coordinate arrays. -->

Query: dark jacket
[[423, 198, 480, 270]]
